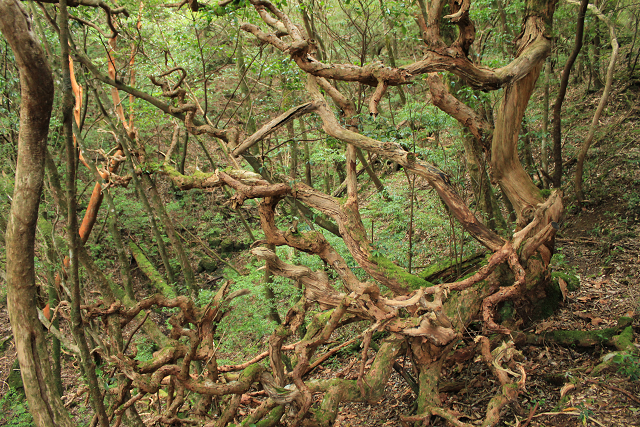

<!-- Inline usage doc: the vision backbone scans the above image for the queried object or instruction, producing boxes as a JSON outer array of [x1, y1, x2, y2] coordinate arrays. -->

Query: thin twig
[[123, 310, 150, 354], [521, 401, 539, 427]]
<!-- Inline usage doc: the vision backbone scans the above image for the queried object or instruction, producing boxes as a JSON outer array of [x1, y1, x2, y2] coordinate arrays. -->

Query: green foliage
[[612, 353, 640, 381], [134, 338, 160, 363], [576, 402, 594, 426], [0, 389, 34, 427], [213, 263, 303, 362], [624, 190, 640, 213], [113, 188, 147, 236], [550, 249, 579, 276]]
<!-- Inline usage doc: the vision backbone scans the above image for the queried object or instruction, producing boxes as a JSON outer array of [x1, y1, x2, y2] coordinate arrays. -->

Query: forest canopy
[[0, 0, 638, 426]]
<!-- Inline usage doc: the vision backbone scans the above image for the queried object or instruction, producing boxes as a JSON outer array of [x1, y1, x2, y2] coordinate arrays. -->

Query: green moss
[[137, 345, 175, 371], [498, 301, 515, 322], [526, 327, 622, 347], [540, 188, 552, 198], [370, 255, 433, 290], [6, 359, 23, 390], [240, 363, 264, 380], [303, 311, 333, 341], [253, 406, 285, 427], [311, 405, 339, 427], [129, 241, 176, 298], [418, 252, 487, 283], [37, 217, 53, 236], [612, 326, 635, 352], [158, 163, 218, 189], [418, 258, 457, 281], [617, 317, 633, 328], [551, 272, 580, 291], [197, 257, 218, 273], [531, 272, 580, 320]]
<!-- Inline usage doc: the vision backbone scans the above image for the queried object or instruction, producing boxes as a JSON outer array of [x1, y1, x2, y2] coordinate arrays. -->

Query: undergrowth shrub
[[0, 389, 34, 427]]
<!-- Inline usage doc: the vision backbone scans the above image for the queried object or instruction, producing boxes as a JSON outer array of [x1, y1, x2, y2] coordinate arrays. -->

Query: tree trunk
[[574, 1, 619, 204], [59, 1, 109, 424], [1, 0, 73, 424], [461, 134, 507, 232], [552, 0, 589, 189], [143, 174, 197, 296], [541, 58, 550, 188]]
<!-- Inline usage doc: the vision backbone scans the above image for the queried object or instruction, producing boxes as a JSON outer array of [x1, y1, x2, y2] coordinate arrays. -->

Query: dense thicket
[[0, 0, 637, 426]]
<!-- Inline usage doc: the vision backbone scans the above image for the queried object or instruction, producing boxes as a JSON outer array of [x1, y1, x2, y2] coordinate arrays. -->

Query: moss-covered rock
[[197, 257, 219, 274], [612, 325, 635, 352], [530, 271, 581, 320], [7, 359, 23, 391], [233, 239, 250, 251], [220, 238, 234, 253], [208, 237, 222, 249]]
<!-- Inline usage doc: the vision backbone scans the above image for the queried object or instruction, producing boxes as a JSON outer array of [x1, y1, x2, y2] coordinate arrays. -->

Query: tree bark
[[1, 0, 73, 425]]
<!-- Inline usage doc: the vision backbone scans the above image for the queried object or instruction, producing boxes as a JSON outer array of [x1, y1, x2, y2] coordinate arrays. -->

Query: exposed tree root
[[513, 317, 634, 348]]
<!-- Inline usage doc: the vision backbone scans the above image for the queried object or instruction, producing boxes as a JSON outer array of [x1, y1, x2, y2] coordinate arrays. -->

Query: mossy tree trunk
[[1, 1, 73, 425]]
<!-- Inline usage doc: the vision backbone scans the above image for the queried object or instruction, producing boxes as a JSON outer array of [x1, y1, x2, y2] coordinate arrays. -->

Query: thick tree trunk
[[1, 1, 73, 425]]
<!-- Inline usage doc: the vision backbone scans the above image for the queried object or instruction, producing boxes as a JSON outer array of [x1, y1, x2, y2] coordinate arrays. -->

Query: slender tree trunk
[[0, 212, 6, 244], [59, 2, 109, 424], [356, 147, 389, 200], [288, 120, 298, 180], [378, 0, 406, 105], [237, 32, 257, 135], [541, 58, 550, 188], [39, 220, 62, 397], [552, 0, 589, 189], [407, 173, 415, 274], [461, 134, 507, 232], [263, 243, 282, 325], [122, 141, 177, 286], [179, 130, 188, 175], [588, 22, 604, 91], [105, 191, 135, 299], [143, 174, 197, 296], [574, 1, 619, 204], [323, 155, 332, 193], [299, 119, 313, 186]]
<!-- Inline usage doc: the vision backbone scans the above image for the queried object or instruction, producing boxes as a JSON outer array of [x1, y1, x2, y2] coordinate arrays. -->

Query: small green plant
[[624, 191, 640, 212], [576, 402, 593, 426], [612, 353, 640, 380], [0, 388, 35, 427]]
